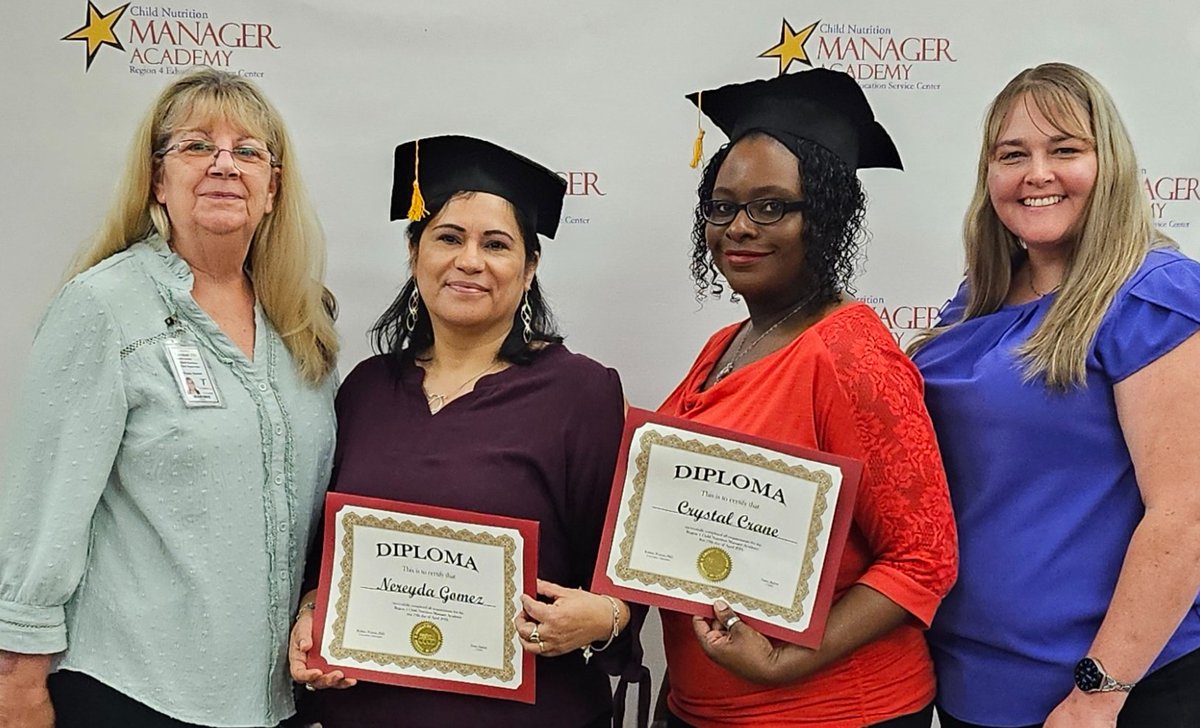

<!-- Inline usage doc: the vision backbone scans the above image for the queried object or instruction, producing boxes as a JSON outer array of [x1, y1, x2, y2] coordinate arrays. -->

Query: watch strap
[[1078, 656, 1136, 694], [1097, 670, 1137, 693]]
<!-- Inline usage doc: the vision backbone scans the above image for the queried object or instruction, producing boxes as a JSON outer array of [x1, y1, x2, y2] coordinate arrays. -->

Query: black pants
[[668, 702, 933, 727], [49, 670, 291, 728], [937, 646, 1200, 728]]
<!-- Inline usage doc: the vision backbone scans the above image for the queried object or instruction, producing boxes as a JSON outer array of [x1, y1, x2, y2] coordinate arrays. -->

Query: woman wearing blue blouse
[[0, 69, 338, 727], [911, 63, 1200, 728]]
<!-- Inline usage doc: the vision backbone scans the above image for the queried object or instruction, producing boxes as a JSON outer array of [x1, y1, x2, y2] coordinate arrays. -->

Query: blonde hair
[[70, 67, 337, 383], [912, 62, 1171, 389]]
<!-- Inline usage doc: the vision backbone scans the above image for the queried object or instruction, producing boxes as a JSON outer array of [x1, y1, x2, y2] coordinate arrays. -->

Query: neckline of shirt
[[137, 236, 269, 369], [697, 301, 872, 393]]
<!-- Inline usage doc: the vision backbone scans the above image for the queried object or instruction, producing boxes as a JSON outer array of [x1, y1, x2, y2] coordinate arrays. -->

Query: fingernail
[[713, 599, 729, 610]]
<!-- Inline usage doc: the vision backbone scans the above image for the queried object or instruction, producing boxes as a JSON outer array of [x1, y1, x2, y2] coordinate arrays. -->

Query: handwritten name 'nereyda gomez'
[[374, 578, 486, 606]]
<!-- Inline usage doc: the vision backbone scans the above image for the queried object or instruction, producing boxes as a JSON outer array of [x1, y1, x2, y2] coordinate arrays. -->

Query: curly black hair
[[689, 132, 868, 306], [371, 191, 562, 367]]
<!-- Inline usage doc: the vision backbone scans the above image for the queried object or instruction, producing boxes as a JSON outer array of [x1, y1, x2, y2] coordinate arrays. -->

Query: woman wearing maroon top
[[286, 136, 645, 727]]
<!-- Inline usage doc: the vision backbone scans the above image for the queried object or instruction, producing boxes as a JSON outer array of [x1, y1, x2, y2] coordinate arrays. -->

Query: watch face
[[1074, 657, 1103, 692]]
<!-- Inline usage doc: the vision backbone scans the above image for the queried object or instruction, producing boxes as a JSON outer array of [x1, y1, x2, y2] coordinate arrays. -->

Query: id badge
[[164, 340, 224, 408]]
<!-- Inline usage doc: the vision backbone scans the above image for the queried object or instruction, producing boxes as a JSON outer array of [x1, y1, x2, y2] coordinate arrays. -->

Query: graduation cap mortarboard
[[686, 68, 902, 171], [391, 135, 567, 239]]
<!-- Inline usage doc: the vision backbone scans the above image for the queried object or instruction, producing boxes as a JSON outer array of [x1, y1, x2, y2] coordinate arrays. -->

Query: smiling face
[[411, 192, 537, 339], [153, 114, 278, 245], [705, 134, 808, 308], [987, 94, 1097, 252]]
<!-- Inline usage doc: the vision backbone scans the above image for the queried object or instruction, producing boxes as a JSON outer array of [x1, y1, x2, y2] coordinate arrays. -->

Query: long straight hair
[[70, 68, 338, 384], [912, 63, 1171, 389]]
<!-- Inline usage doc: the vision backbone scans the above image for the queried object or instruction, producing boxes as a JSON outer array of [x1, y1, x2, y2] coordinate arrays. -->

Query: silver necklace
[[424, 360, 499, 414], [1028, 272, 1061, 298], [715, 294, 817, 382]]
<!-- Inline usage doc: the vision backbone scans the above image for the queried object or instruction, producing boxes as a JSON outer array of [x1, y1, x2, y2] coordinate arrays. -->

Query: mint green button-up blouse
[[0, 237, 336, 726]]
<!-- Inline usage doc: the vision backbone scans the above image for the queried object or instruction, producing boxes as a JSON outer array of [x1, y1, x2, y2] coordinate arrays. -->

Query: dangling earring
[[404, 285, 420, 335], [521, 291, 533, 344]]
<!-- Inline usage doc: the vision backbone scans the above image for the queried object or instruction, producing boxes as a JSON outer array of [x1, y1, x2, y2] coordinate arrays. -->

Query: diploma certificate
[[310, 493, 537, 703], [592, 409, 861, 647]]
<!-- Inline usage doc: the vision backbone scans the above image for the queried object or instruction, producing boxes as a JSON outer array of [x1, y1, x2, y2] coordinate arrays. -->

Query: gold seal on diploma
[[410, 621, 444, 655], [697, 546, 732, 582]]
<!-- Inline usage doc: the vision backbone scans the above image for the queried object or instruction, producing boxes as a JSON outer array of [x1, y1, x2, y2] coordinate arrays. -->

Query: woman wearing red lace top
[[655, 70, 958, 728]]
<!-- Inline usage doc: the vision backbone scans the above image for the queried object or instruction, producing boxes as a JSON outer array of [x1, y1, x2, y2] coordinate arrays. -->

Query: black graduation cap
[[391, 135, 567, 239], [686, 68, 902, 170]]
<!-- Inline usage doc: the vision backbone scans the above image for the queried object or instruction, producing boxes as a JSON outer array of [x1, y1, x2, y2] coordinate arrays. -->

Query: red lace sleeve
[[821, 309, 958, 626]]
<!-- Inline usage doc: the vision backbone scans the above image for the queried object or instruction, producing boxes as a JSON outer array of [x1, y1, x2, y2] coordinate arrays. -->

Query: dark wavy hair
[[371, 191, 562, 367], [689, 132, 868, 306]]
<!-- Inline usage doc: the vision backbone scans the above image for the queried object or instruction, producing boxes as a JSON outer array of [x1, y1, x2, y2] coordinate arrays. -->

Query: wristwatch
[[1073, 657, 1136, 693]]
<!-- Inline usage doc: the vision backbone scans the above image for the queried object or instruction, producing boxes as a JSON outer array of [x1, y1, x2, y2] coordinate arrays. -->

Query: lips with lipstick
[[445, 280, 489, 295], [722, 248, 772, 267]]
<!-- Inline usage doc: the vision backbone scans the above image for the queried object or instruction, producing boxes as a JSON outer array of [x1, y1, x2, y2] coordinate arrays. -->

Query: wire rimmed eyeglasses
[[155, 139, 279, 169], [701, 198, 807, 225]]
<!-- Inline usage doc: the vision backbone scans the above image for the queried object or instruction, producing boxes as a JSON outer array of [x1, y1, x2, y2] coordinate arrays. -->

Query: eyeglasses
[[700, 198, 807, 225], [155, 139, 279, 168]]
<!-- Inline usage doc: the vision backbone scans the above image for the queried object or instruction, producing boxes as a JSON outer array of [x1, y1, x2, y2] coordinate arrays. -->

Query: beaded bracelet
[[581, 595, 621, 664]]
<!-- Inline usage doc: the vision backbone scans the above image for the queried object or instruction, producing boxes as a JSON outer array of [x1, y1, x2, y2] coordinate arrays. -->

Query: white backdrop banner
[[3, 0, 1198, 456], [3, 4, 1198, 724]]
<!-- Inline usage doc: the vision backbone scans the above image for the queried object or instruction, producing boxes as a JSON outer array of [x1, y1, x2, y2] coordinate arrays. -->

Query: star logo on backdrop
[[62, 1, 130, 71], [758, 18, 819, 75]]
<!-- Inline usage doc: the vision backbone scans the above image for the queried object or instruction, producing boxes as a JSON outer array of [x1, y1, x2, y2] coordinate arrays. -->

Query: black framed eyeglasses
[[155, 139, 279, 168], [700, 198, 807, 225]]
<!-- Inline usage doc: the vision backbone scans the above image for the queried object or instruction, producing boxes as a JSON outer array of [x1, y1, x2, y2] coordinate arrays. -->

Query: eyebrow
[[175, 128, 264, 144], [712, 185, 799, 198], [994, 133, 1081, 149], [432, 223, 516, 241]]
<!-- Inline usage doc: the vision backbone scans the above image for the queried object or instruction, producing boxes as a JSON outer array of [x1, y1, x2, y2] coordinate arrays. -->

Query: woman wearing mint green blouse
[[0, 69, 338, 728]]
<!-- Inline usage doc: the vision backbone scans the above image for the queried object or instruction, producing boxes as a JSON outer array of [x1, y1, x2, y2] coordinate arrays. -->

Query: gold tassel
[[689, 90, 705, 168], [407, 139, 428, 221], [408, 180, 426, 221], [690, 128, 705, 169]]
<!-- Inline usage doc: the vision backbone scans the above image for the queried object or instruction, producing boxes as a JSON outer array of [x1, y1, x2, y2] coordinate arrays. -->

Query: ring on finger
[[530, 624, 541, 644], [304, 683, 317, 692], [538, 639, 546, 653], [723, 614, 741, 630]]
